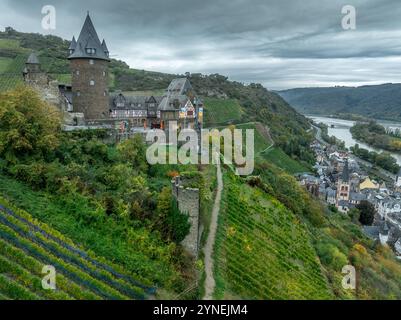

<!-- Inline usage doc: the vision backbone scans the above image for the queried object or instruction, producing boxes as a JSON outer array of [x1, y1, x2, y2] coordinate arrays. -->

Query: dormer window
[[69, 49, 75, 55], [86, 48, 96, 55]]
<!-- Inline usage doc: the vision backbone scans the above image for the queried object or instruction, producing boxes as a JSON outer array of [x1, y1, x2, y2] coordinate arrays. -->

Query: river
[[309, 116, 401, 166]]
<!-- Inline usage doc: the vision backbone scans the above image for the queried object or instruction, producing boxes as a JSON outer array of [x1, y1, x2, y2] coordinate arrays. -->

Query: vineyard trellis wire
[[213, 173, 332, 300]]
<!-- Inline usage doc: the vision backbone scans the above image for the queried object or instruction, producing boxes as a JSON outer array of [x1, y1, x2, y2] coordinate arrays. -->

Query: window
[[104, 90, 107, 96], [89, 59, 94, 65], [103, 71, 106, 77], [76, 91, 80, 97], [86, 48, 96, 54], [90, 80, 95, 86], [76, 70, 79, 75]]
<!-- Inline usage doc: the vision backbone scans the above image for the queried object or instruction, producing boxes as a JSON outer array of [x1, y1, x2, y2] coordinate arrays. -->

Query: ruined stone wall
[[172, 176, 200, 257], [24, 71, 49, 87], [70, 58, 109, 120], [25, 77, 65, 112]]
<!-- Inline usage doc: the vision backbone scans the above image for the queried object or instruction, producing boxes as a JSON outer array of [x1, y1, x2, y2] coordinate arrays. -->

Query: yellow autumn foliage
[[0, 86, 61, 163]]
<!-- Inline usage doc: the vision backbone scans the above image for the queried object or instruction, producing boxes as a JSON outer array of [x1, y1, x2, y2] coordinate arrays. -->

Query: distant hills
[[277, 83, 401, 121]]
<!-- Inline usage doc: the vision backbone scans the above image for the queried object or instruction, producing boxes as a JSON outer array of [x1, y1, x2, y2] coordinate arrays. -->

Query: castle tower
[[172, 176, 200, 257], [68, 13, 110, 121], [22, 52, 48, 86], [337, 160, 350, 204]]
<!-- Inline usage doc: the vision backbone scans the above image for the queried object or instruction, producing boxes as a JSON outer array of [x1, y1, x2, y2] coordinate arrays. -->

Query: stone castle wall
[[70, 59, 109, 120], [172, 176, 200, 257]]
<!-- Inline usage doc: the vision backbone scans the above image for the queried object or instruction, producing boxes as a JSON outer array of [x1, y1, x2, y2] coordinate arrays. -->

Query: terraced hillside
[[0, 197, 155, 300], [261, 147, 310, 174], [0, 39, 27, 91], [213, 173, 332, 299]]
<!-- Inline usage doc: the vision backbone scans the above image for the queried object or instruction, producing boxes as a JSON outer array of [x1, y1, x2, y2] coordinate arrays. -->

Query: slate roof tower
[[68, 13, 110, 120], [336, 160, 351, 207]]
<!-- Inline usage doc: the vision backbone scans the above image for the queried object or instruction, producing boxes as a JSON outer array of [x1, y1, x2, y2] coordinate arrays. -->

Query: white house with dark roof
[[349, 192, 367, 206]]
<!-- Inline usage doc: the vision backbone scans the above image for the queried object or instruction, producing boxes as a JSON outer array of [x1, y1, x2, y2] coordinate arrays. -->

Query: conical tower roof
[[68, 13, 109, 61], [101, 39, 108, 52]]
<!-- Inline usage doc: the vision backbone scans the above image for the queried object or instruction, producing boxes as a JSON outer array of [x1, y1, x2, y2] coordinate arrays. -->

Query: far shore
[[304, 113, 401, 125]]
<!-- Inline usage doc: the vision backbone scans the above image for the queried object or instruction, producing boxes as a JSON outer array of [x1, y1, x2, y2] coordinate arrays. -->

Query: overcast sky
[[1, 0, 401, 90]]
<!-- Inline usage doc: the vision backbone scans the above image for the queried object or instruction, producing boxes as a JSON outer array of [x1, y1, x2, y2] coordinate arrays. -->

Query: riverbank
[[306, 112, 401, 124], [350, 121, 401, 154], [309, 116, 401, 166], [305, 113, 371, 122], [311, 124, 396, 184]]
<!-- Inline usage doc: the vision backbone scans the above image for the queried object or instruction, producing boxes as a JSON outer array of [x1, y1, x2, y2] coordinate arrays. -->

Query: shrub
[[0, 86, 61, 164]]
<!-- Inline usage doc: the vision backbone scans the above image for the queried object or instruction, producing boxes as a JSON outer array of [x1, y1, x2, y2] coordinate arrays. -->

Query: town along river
[[309, 116, 401, 166]]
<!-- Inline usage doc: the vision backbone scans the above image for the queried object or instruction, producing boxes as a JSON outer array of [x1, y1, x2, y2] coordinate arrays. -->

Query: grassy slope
[[261, 147, 309, 174], [0, 38, 29, 90], [235, 122, 271, 154], [0, 39, 21, 48], [204, 95, 310, 172], [203, 98, 243, 126], [0, 53, 26, 90], [0, 57, 12, 73]]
